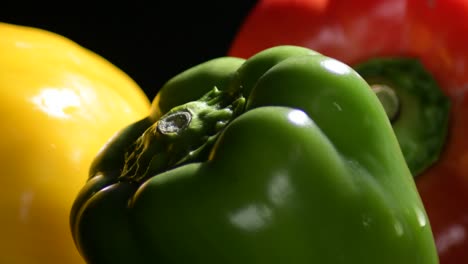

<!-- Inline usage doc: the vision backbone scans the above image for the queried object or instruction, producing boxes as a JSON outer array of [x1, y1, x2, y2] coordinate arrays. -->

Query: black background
[[1, 1, 258, 100]]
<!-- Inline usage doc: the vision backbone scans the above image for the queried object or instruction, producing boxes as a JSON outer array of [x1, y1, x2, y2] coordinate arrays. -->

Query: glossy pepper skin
[[71, 45, 438, 264], [228, 1, 468, 263], [0, 22, 150, 263]]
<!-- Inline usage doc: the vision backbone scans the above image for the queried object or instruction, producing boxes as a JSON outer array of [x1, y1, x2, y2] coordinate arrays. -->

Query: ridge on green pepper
[[70, 45, 439, 264]]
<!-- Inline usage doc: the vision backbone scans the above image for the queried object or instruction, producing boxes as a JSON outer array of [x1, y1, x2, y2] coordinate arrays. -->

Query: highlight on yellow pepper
[[0, 22, 150, 263]]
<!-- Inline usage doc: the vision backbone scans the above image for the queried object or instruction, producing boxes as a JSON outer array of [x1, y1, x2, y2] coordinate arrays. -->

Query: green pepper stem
[[157, 111, 192, 134], [119, 87, 245, 183]]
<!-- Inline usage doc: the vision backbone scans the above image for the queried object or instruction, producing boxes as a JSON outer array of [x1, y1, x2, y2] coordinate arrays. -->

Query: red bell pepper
[[229, 1, 468, 263]]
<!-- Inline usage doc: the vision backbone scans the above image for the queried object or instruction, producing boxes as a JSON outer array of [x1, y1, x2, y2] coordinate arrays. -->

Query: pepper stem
[[371, 84, 400, 122], [355, 58, 450, 177], [119, 87, 245, 183], [157, 111, 192, 134]]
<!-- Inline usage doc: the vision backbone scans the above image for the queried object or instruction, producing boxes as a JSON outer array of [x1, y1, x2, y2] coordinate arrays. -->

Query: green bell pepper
[[70, 45, 438, 264]]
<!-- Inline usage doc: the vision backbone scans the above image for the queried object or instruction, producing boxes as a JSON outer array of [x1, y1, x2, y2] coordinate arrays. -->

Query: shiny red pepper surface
[[229, 1, 468, 263]]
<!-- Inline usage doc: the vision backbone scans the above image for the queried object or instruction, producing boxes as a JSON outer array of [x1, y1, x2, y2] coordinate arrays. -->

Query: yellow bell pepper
[[0, 22, 150, 263]]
